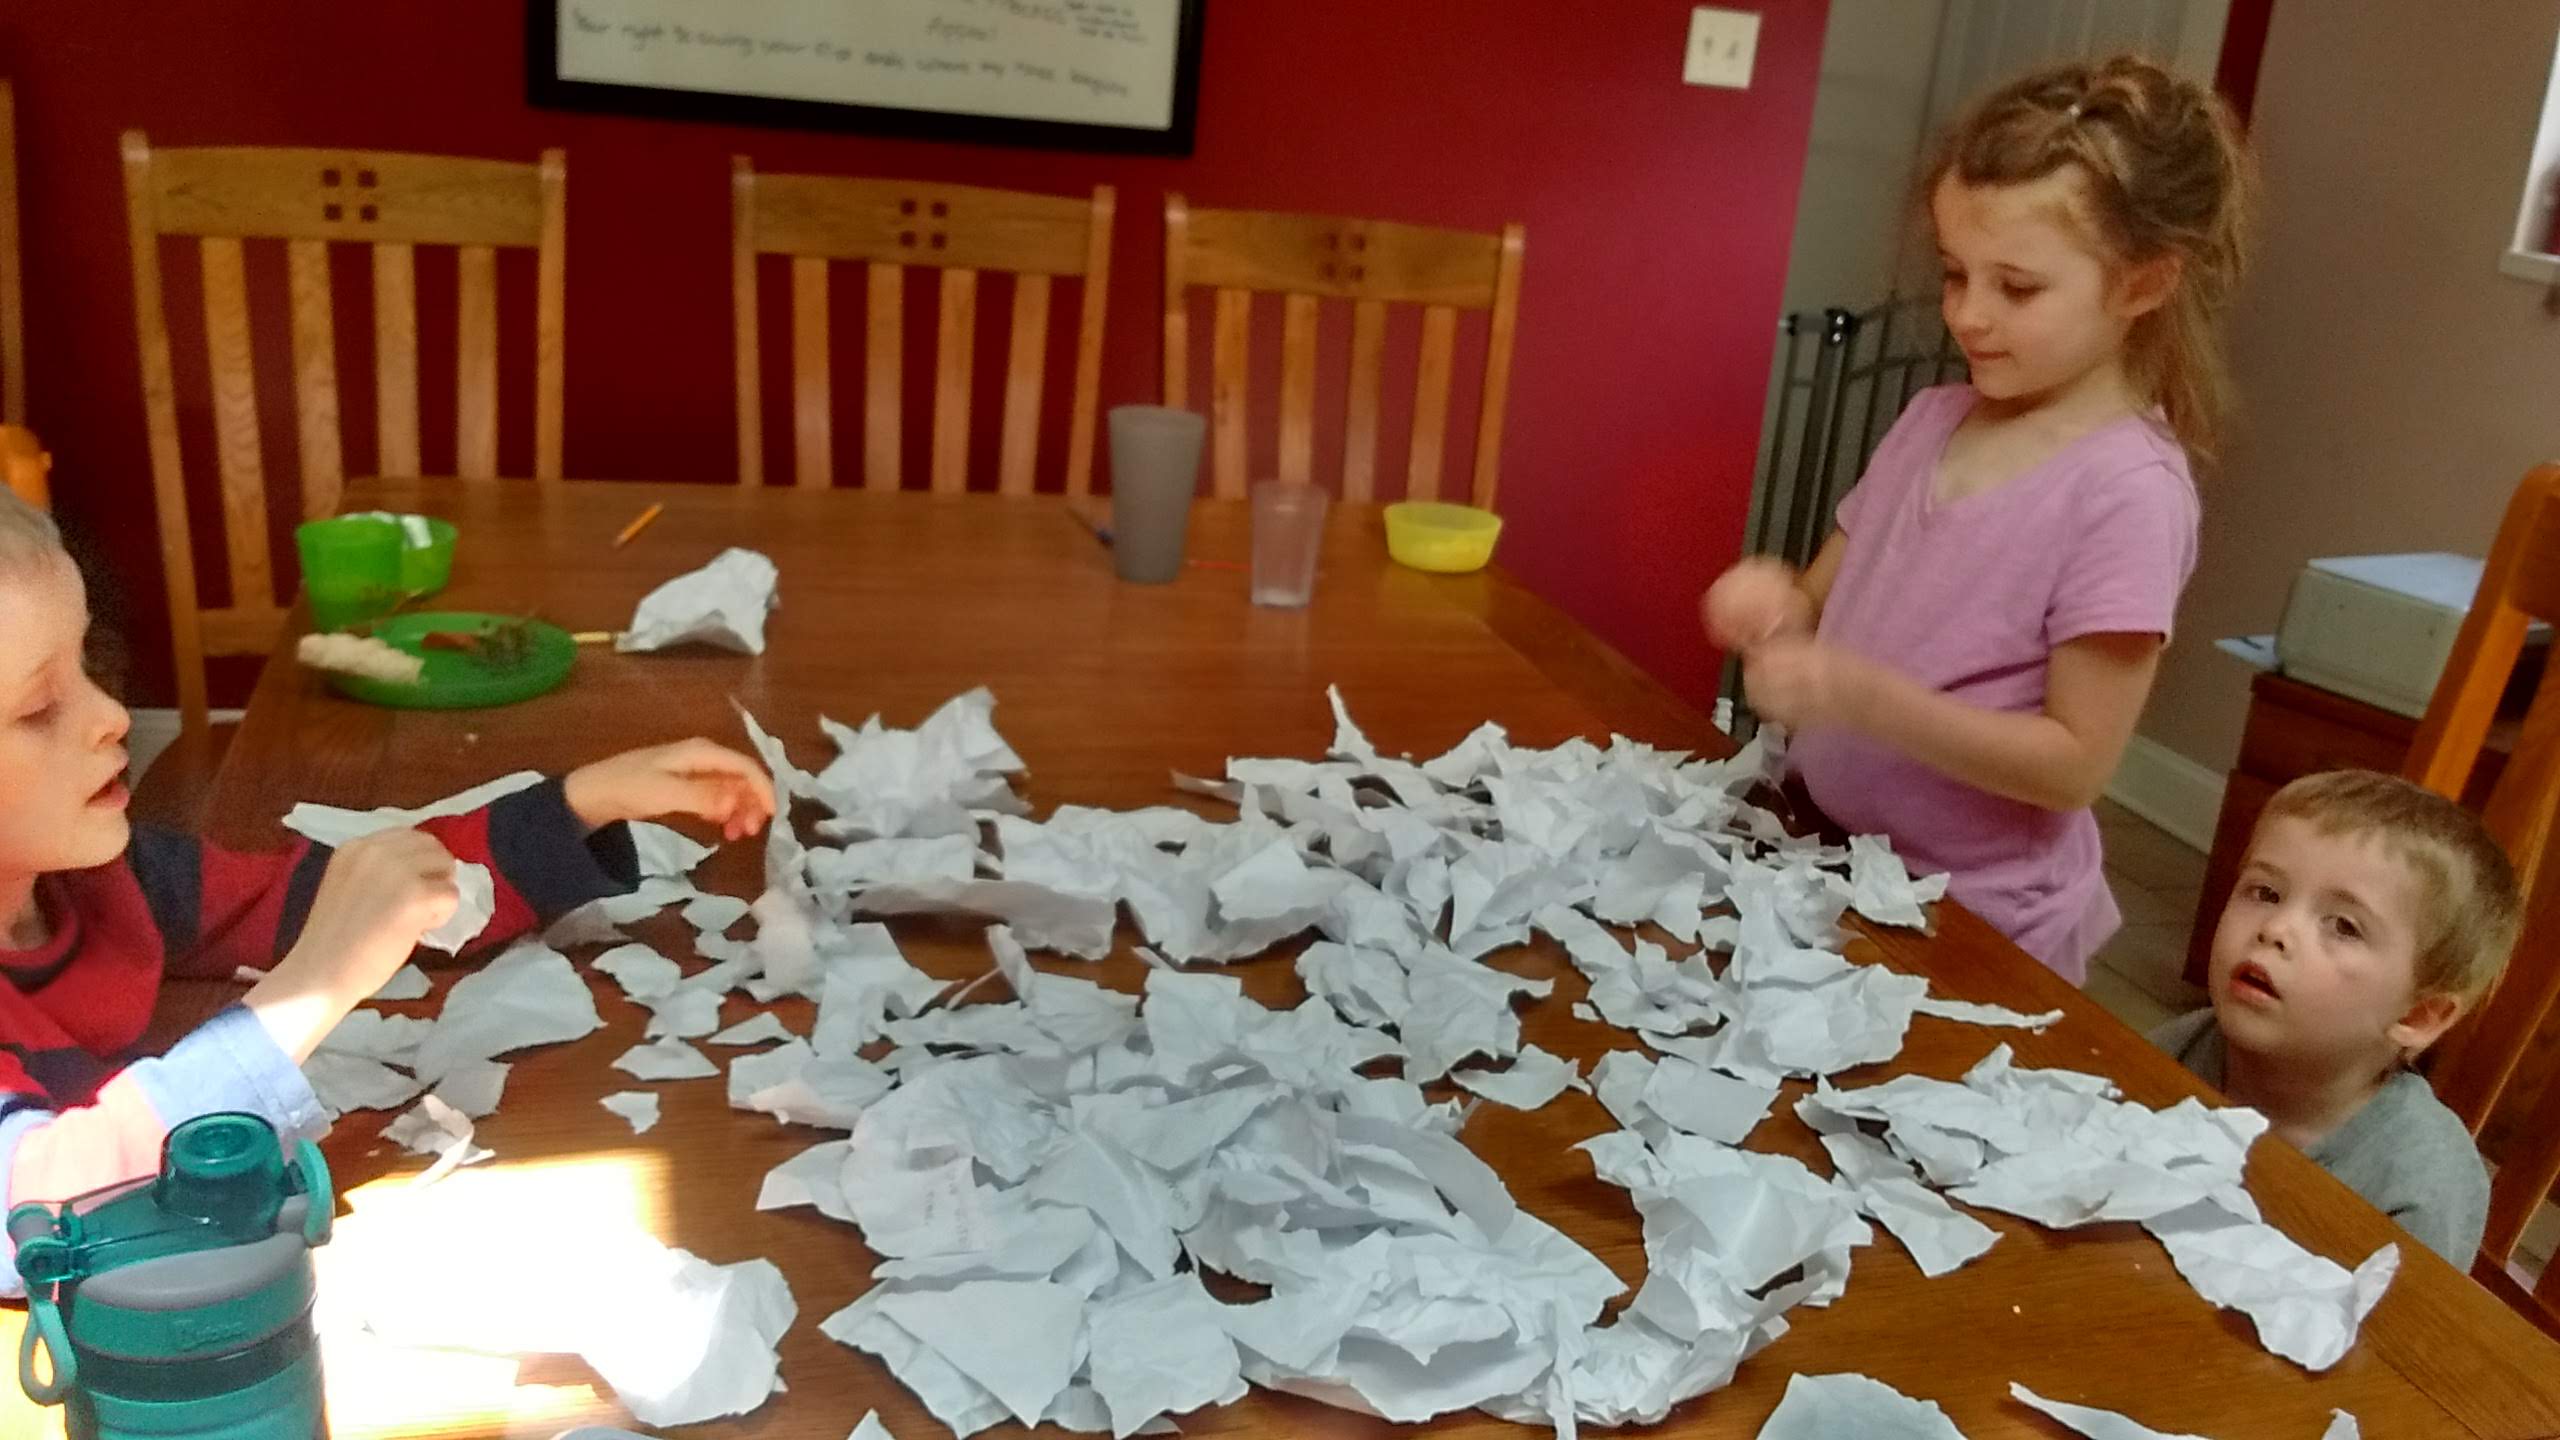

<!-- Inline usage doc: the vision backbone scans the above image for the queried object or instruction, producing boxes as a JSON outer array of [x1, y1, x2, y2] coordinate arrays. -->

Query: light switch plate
[[1683, 7, 1760, 89]]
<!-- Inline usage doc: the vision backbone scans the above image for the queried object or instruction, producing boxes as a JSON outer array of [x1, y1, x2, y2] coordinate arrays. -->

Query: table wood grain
[[186, 479, 2560, 1440]]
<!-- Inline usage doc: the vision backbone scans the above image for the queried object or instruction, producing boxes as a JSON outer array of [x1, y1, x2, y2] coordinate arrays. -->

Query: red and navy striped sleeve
[[128, 777, 639, 980]]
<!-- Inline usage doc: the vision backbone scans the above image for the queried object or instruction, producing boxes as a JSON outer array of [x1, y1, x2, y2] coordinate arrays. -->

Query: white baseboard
[[2104, 734, 2224, 854], [126, 706, 246, 781]]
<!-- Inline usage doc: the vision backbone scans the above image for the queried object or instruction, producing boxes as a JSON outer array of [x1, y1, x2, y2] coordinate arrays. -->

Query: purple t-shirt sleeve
[[1834, 459, 1884, 535], [1834, 387, 1959, 536], [2044, 460, 2201, 644]]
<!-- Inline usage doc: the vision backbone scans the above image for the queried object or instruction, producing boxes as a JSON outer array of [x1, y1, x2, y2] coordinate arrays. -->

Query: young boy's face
[[0, 554, 133, 878], [2207, 814, 2454, 1070]]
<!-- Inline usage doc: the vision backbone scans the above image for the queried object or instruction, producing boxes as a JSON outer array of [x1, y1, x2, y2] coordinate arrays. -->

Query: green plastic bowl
[[398, 517, 459, 596], [1384, 502, 1503, 574], [297, 514, 459, 630]]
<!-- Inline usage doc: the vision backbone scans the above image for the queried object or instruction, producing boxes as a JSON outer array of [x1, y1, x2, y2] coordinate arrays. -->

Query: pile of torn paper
[[277, 682, 2398, 1433], [785, 929, 1795, 1435], [1801, 1047, 2398, 1370], [303, 941, 600, 1173]]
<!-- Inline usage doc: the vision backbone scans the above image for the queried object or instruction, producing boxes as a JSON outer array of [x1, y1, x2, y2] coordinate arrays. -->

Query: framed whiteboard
[[528, 0, 1204, 155]]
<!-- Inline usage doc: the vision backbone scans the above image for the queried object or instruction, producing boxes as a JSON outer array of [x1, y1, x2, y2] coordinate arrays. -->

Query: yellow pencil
[[613, 502, 665, 548]]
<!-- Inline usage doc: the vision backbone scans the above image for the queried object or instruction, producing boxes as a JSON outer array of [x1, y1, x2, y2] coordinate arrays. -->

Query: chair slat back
[[1163, 195, 1525, 507], [732, 161, 1113, 497]]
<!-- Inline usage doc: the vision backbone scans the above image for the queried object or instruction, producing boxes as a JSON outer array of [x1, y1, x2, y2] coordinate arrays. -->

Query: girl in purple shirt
[[1704, 56, 2254, 982]]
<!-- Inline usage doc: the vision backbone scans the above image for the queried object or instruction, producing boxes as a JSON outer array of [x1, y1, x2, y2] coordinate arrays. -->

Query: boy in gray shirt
[[2146, 770, 2521, 1265]]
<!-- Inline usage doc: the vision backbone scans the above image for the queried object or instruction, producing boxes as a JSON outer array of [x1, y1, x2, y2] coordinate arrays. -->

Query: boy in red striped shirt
[[0, 488, 773, 1287]]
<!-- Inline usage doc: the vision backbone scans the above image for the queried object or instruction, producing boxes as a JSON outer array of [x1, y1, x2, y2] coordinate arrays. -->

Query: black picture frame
[[526, 1, 1204, 157]]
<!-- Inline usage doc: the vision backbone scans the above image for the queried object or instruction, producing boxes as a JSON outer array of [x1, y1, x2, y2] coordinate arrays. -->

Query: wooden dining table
[[171, 476, 2560, 1440]]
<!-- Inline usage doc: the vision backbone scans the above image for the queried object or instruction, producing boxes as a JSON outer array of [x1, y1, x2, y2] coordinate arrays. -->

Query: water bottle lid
[[168, 1113, 267, 1181], [160, 1113, 287, 1237], [9, 1114, 320, 1289]]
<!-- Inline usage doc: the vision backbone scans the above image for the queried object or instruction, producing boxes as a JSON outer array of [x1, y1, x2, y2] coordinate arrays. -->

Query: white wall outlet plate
[[1684, 7, 1760, 89]]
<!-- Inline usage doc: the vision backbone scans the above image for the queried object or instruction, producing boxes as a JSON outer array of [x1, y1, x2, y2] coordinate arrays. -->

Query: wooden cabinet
[[2187, 671, 2510, 983]]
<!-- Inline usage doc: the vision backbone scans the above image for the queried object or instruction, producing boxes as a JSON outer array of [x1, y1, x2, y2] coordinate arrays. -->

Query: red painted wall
[[3, 3, 1827, 716]]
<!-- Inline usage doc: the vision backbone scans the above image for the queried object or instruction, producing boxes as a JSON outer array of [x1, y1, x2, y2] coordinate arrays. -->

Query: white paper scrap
[[874, 1280, 1085, 1427], [683, 891, 753, 934], [409, 941, 602, 1081], [1833, 834, 1950, 930], [825, 1294, 1009, 1437], [846, 879, 1116, 961], [601, 1090, 662, 1134], [617, 547, 780, 655], [1084, 1273, 1247, 1436], [316, 1009, 432, 1066], [614, 1038, 719, 1082], [645, 986, 726, 1040], [1914, 995, 2063, 1031], [1821, 1133, 1999, 1278], [369, 964, 433, 1002], [629, 820, 716, 879], [2009, 1382, 2211, 1440], [731, 1040, 821, 1109], [1297, 942, 1412, 1030], [1756, 1372, 1967, 1439], [382, 1094, 492, 1184], [744, 1052, 896, 1130], [1641, 1054, 1781, 1145], [2142, 1202, 2397, 1372], [812, 687, 1027, 840], [594, 942, 684, 1003], [303, 1052, 425, 1118], [418, 861, 495, 954], [759, 1140, 857, 1221], [281, 771, 545, 847], [544, 901, 628, 949], [709, 1012, 798, 1047], [585, 1251, 796, 1428], [430, 1060, 511, 1120], [1453, 1045, 1587, 1111]]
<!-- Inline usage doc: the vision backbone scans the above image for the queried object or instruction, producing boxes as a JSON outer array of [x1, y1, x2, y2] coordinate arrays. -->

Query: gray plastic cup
[[1107, 405, 1207, 583]]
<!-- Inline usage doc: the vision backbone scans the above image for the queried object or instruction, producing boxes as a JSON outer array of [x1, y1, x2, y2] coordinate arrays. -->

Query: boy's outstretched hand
[[565, 738, 778, 842]]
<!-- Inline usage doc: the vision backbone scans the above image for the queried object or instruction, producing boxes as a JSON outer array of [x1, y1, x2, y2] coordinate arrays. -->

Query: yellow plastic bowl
[[1384, 502, 1503, 574]]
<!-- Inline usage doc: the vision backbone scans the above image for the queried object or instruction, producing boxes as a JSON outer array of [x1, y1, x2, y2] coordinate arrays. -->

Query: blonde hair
[[1923, 54, 2256, 465], [2258, 770, 2522, 1006], [0, 487, 62, 577]]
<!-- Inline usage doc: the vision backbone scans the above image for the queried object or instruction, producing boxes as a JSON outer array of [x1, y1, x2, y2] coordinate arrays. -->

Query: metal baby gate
[[1721, 295, 1969, 731]]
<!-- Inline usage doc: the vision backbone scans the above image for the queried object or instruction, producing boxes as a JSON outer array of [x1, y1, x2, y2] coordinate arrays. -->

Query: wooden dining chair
[[2398, 464, 2560, 1284], [121, 132, 566, 739], [1162, 195, 1525, 506], [731, 159, 1112, 496], [2, 80, 25, 427]]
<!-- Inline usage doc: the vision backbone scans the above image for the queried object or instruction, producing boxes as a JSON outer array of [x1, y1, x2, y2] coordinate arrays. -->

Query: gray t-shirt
[[2148, 1009, 2488, 1264]]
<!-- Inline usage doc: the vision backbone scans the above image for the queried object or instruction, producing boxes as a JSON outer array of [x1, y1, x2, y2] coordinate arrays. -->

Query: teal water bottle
[[10, 1113, 332, 1439]]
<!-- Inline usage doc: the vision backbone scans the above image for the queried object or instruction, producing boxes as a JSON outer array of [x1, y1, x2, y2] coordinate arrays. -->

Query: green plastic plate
[[326, 612, 576, 711]]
